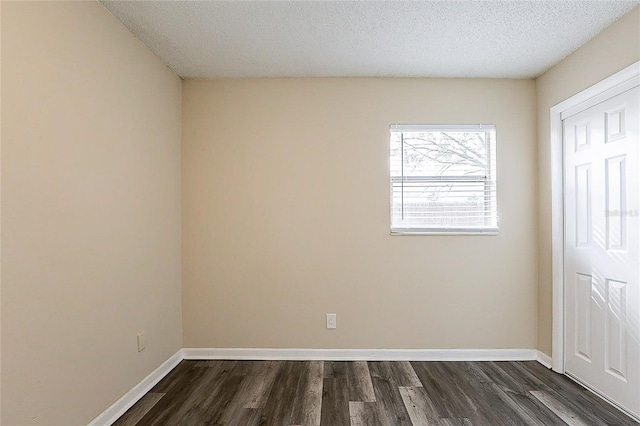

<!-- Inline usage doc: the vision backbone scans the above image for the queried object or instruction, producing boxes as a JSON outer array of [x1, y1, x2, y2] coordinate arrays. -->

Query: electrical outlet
[[326, 313, 337, 329], [137, 331, 146, 352]]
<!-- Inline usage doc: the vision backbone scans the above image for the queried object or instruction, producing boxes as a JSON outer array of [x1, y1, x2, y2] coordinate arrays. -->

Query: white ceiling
[[100, 1, 639, 80]]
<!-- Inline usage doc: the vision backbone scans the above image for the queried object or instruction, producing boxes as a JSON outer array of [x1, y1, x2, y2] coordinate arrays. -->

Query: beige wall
[[3, 1, 634, 422], [535, 6, 640, 356], [1, 2, 182, 425], [182, 78, 538, 350]]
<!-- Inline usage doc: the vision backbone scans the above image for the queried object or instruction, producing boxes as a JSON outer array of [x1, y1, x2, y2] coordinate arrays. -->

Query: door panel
[[605, 278, 627, 380], [575, 273, 593, 362], [575, 164, 592, 247], [564, 85, 640, 419], [606, 155, 626, 250]]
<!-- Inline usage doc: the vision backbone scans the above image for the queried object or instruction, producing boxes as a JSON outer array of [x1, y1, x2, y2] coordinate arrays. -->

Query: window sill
[[390, 228, 499, 236]]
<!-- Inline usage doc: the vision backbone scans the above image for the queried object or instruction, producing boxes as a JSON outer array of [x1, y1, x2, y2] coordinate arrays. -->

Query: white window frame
[[389, 124, 499, 235]]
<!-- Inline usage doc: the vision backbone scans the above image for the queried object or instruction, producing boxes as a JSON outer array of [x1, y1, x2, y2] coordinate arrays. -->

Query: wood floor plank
[[325, 361, 347, 379], [488, 360, 618, 425], [475, 361, 541, 394], [198, 373, 244, 424], [112, 393, 164, 426], [473, 360, 580, 425], [146, 360, 193, 393], [398, 385, 441, 425], [191, 360, 224, 368], [231, 408, 263, 426], [237, 360, 281, 409], [440, 419, 473, 425], [458, 361, 531, 423], [231, 360, 258, 376], [218, 367, 274, 425], [346, 361, 376, 402], [212, 406, 264, 426], [497, 361, 555, 393], [521, 361, 593, 397], [349, 401, 380, 426], [321, 378, 350, 426], [289, 362, 312, 424], [523, 362, 639, 426], [134, 363, 214, 426], [435, 361, 511, 425], [369, 361, 420, 387], [389, 361, 423, 387], [323, 361, 334, 379], [411, 361, 473, 419], [458, 364, 565, 426], [299, 360, 324, 426], [530, 390, 592, 426], [153, 360, 241, 425], [261, 361, 305, 425], [371, 376, 412, 426], [459, 359, 545, 424], [501, 388, 567, 426]]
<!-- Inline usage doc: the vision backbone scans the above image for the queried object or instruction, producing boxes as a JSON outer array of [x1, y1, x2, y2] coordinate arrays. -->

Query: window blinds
[[390, 124, 498, 234]]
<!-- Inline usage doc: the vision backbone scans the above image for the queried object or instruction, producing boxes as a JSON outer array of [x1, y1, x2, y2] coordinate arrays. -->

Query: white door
[[564, 84, 640, 419]]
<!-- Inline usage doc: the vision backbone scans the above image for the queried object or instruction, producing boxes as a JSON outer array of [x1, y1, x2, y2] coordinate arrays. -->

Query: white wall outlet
[[137, 331, 146, 352], [326, 313, 337, 329]]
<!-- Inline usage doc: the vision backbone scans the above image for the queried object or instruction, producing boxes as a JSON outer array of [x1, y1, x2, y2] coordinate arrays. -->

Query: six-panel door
[[564, 85, 640, 419]]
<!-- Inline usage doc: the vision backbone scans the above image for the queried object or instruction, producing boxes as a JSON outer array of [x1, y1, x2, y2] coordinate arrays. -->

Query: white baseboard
[[88, 349, 183, 426], [536, 350, 553, 369], [182, 347, 538, 362]]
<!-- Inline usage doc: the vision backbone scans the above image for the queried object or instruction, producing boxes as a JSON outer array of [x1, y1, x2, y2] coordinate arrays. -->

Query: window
[[390, 124, 498, 234]]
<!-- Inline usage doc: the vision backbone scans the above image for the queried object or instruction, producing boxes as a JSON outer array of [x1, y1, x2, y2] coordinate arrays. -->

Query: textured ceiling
[[100, 1, 639, 79]]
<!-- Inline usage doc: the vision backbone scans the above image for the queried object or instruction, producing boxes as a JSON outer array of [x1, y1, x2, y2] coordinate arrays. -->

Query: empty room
[[1, 1, 639, 425]]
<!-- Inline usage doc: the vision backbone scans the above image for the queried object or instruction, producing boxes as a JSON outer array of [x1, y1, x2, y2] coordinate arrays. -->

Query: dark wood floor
[[114, 360, 638, 426]]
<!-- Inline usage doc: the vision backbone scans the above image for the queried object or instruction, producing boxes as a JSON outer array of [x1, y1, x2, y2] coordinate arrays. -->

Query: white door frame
[[550, 60, 640, 373]]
